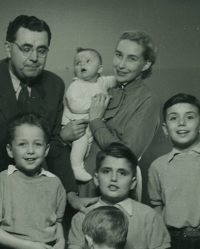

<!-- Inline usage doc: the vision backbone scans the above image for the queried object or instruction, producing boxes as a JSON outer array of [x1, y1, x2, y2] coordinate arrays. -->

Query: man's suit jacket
[[0, 58, 77, 192]]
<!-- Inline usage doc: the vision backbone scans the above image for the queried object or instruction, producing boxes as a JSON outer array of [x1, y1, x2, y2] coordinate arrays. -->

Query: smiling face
[[113, 39, 151, 84], [74, 50, 103, 82], [163, 103, 200, 152], [94, 156, 136, 205], [5, 27, 49, 81], [6, 124, 49, 176]]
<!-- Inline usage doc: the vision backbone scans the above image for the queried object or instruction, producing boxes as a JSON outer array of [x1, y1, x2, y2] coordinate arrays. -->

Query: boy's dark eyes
[[19, 143, 26, 146], [102, 169, 110, 174], [120, 171, 127, 176], [35, 143, 42, 146]]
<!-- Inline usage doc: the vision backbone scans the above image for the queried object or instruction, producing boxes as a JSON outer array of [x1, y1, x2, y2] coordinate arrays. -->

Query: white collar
[[7, 164, 56, 177]]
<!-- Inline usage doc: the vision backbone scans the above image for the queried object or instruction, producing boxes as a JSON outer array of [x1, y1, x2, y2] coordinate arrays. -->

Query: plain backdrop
[[1, 0, 200, 204]]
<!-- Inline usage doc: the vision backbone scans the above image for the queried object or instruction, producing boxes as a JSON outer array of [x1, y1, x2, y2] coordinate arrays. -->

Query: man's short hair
[[163, 93, 200, 122], [96, 143, 138, 176], [6, 15, 52, 46], [76, 47, 102, 65], [117, 31, 157, 79], [6, 112, 51, 145], [82, 206, 129, 249]]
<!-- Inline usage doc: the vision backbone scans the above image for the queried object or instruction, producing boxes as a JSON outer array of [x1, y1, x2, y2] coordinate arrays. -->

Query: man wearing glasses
[[0, 15, 97, 211]]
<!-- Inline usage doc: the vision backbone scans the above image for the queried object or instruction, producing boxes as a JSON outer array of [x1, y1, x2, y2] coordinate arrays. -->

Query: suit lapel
[[0, 59, 18, 121]]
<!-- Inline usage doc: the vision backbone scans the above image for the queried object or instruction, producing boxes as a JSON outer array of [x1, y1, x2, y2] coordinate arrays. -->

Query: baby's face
[[74, 51, 102, 82]]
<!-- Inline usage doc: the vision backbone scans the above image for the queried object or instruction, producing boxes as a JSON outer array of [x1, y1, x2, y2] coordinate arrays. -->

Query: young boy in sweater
[[148, 93, 200, 249], [0, 113, 66, 249], [68, 143, 170, 249]]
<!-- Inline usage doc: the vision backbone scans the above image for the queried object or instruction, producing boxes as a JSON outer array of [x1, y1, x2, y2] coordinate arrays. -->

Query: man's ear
[[85, 235, 94, 248], [141, 61, 152, 72], [93, 172, 99, 187], [6, 144, 14, 158], [162, 123, 169, 136], [97, 65, 103, 74], [5, 42, 12, 59], [130, 176, 137, 190]]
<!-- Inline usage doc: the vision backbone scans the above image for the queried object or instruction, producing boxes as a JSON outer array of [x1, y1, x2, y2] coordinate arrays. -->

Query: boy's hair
[[163, 93, 200, 122], [117, 31, 157, 79], [76, 47, 102, 64], [6, 15, 52, 46], [96, 143, 138, 176], [82, 206, 129, 249], [6, 112, 51, 145]]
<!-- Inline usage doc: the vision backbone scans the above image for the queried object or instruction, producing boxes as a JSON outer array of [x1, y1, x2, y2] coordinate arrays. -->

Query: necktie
[[17, 81, 30, 113]]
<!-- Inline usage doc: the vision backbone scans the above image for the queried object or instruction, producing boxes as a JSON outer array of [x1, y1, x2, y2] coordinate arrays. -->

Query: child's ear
[[5, 42, 12, 59], [162, 123, 169, 136], [93, 173, 99, 187], [85, 235, 94, 248], [97, 65, 103, 74], [6, 144, 14, 158], [44, 144, 50, 157], [130, 176, 137, 190]]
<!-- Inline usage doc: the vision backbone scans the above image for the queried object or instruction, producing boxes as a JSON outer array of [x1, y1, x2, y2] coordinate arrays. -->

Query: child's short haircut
[[6, 112, 51, 144], [163, 93, 200, 122], [96, 142, 138, 176], [82, 206, 129, 249], [76, 47, 102, 64]]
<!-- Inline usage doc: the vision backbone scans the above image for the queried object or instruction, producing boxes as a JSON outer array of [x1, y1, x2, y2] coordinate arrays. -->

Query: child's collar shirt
[[68, 197, 170, 249], [148, 142, 200, 228], [7, 164, 55, 177], [168, 142, 200, 162]]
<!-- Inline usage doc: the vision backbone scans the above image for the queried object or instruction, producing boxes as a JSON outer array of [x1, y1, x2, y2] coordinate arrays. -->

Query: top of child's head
[[6, 112, 50, 177], [94, 143, 137, 205], [162, 93, 200, 152], [82, 206, 129, 249], [76, 47, 102, 65], [74, 47, 103, 82]]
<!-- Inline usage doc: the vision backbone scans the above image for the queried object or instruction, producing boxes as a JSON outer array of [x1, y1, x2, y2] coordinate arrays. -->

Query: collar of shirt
[[7, 164, 56, 177], [99, 197, 133, 216], [118, 76, 142, 91], [168, 142, 200, 162], [9, 69, 21, 92]]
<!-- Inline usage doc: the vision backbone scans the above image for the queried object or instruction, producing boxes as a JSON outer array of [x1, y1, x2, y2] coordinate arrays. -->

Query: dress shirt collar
[[168, 142, 200, 162], [9, 69, 21, 93], [7, 164, 55, 177], [99, 197, 133, 216]]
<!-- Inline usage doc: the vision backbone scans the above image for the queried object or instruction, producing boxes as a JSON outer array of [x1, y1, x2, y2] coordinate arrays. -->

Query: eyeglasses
[[11, 42, 49, 58]]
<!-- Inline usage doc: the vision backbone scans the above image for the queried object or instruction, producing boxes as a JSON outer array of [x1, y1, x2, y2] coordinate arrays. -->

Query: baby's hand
[[28, 241, 53, 249]]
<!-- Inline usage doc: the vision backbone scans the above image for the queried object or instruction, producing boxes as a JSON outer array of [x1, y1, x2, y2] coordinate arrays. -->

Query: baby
[[62, 47, 116, 182]]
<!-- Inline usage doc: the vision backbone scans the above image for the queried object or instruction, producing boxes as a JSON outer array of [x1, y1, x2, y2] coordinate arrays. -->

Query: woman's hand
[[60, 119, 88, 143], [89, 93, 112, 121]]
